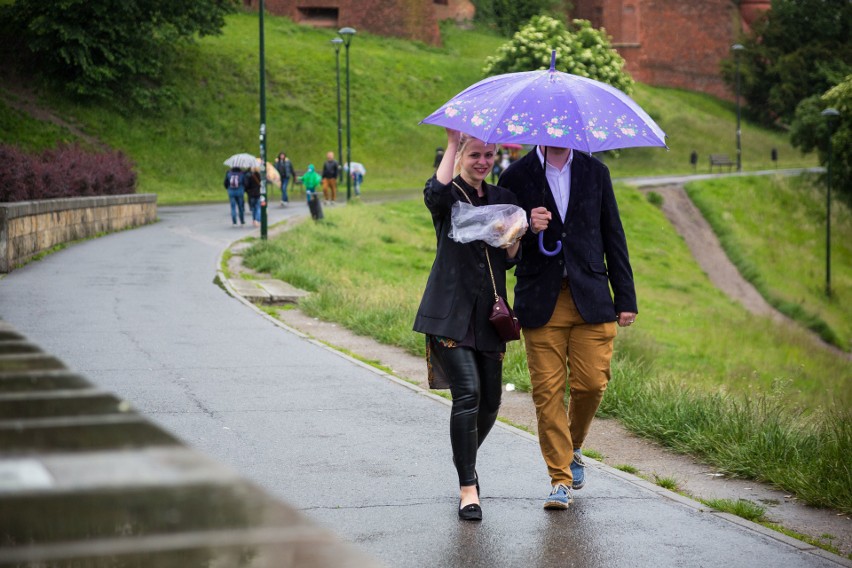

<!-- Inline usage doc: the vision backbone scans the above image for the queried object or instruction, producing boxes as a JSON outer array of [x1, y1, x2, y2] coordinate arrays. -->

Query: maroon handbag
[[488, 290, 521, 342]]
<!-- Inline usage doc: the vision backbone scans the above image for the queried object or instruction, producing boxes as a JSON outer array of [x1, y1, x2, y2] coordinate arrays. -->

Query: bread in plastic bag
[[449, 202, 528, 248]]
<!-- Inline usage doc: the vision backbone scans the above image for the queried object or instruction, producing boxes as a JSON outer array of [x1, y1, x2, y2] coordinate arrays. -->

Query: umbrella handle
[[538, 231, 562, 257]]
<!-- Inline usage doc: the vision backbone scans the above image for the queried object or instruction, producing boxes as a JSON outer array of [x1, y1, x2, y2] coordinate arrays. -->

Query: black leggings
[[432, 344, 503, 487]]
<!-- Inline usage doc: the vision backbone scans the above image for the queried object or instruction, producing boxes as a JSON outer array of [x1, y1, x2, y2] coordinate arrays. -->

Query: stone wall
[[0, 194, 157, 273]]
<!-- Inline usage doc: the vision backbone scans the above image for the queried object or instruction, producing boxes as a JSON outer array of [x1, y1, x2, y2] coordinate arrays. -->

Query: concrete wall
[[0, 194, 157, 273]]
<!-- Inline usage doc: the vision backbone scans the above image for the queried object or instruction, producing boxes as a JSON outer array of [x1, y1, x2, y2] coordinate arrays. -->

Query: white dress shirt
[[536, 146, 573, 222]]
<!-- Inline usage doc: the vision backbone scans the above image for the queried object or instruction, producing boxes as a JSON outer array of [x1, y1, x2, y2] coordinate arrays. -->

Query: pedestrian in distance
[[347, 161, 366, 197], [301, 164, 323, 221], [274, 151, 296, 207], [321, 151, 339, 205], [413, 128, 525, 522], [498, 144, 638, 510], [244, 168, 262, 227], [224, 166, 246, 226], [433, 146, 444, 169]]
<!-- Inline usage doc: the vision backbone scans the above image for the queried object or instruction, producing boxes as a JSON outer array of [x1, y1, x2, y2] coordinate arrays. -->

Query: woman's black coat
[[413, 175, 519, 352]]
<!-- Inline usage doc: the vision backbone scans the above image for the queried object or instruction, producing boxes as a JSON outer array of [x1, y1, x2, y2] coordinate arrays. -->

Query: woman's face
[[459, 138, 495, 186]]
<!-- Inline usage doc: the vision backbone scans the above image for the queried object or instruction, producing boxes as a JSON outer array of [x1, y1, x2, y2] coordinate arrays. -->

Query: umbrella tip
[[550, 50, 556, 72]]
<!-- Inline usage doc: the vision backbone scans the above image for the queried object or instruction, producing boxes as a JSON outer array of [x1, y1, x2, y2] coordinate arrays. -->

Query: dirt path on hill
[[1, 70, 108, 150]]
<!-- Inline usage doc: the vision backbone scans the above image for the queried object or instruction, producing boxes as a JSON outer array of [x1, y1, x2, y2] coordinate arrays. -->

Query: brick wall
[[266, 0, 442, 45], [572, 0, 745, 101], [0, 195, 158, 273]]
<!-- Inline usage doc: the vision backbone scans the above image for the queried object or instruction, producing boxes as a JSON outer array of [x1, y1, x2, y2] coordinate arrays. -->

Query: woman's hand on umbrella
[[445, 127, 461, 147], [530, 207, 551, 234]]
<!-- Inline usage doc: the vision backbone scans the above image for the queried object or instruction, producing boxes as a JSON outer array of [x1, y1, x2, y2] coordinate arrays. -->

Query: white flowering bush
[[483, 15, 634, 95]]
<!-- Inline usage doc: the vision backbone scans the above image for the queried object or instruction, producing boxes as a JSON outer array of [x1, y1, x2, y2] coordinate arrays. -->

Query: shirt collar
[[536, 146, 573, 173]]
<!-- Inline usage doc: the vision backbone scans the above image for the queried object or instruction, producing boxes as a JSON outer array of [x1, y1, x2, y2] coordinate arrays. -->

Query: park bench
[[709, 154, 734, 172]]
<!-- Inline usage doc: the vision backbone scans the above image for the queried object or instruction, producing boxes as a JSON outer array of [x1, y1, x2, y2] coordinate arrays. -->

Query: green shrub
[[483, 16, 634, 95]]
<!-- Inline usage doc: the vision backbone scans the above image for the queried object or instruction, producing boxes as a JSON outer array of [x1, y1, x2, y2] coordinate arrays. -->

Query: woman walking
[[413, 128, 524, 521], [244, 168, 262, 227]]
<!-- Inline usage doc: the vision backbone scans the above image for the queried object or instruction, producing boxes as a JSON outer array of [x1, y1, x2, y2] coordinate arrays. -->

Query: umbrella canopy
[[223, 153, 257, 169], [422, 52, 666, 154]]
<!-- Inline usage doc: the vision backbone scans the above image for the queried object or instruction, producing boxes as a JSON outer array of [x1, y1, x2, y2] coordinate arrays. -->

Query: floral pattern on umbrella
[[422, 53, 666, 153]]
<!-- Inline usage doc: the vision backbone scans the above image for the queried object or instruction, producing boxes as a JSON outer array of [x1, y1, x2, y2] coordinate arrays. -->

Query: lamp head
[[731, 43, 745, 52], [822, 108, 841, 132], [338, 27, 356, 46], [330, 37, 343, 52]]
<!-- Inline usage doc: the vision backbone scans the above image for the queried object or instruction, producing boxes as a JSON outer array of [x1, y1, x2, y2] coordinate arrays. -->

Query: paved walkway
[[0, 201, 847, 567]]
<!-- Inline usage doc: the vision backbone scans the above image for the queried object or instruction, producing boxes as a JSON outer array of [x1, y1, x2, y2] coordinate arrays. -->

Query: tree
[[472, 0, 569, 37], [721, 0, 852, 126], [482, 15, 633, 95], [0, 0, 237, 109], [790, 76, 852, 203]]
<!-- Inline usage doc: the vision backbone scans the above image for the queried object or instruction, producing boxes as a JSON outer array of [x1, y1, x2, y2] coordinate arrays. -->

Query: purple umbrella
[[422, 51, 666, 254]]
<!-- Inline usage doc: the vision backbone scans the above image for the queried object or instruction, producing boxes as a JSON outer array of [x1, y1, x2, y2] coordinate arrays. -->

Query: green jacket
[[302, 165, 322, 191]]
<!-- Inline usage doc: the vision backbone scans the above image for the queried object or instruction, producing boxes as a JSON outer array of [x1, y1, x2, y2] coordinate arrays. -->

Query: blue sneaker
[[571, 449, 586, 490], [543, 484, 573, 510]]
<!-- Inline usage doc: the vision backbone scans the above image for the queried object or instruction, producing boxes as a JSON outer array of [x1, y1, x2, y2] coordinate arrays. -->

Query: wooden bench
[[709, 154, 734, 172]]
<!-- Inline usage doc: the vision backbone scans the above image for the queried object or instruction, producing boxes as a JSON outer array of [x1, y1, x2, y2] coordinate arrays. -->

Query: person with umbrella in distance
[[413, 128, 526, 521], [224, 165, 246, 226]]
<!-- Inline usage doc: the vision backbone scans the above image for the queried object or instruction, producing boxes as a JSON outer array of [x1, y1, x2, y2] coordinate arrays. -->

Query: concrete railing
[[0, 194, 158, 273]]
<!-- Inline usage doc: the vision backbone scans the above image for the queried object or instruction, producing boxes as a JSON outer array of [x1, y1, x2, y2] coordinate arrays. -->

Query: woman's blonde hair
[[453, 134, 496, 177]]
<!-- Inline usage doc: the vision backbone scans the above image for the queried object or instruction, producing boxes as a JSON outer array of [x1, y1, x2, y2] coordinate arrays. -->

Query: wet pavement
[[0, 201, 848, 567]]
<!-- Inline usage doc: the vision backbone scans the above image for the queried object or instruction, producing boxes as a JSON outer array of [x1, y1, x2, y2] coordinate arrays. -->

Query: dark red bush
[[0, 144, 137, 203]]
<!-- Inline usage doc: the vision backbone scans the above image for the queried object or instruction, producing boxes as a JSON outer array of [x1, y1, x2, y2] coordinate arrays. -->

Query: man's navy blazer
[[499, 149, 637, 328]]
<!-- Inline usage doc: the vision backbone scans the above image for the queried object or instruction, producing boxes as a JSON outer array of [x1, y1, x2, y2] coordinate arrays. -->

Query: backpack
[[228, 172, 242, 189]]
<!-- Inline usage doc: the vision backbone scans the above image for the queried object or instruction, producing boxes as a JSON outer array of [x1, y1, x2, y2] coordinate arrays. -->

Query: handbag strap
[[453, 181, 500, 302]]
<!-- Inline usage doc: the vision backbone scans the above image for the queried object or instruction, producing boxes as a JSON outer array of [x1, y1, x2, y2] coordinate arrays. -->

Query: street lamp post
[[258, 0, 268, 239], [732, 43, 745, 172], [331, 38, 344, 185], [338, 27, 356, 201], [821, 107, 839, 297]]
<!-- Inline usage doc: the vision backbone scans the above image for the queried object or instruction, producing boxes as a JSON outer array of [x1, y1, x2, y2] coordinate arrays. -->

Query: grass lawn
[[0, 12, 816, 204], [686, 173, 852, 350]]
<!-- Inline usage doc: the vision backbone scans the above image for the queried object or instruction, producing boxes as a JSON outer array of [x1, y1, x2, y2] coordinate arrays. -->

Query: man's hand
[[617, 312, 637, 327], [530, 206, 551, 234]]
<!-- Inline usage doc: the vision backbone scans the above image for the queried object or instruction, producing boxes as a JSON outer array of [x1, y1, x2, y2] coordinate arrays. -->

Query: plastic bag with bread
[[449, 202, 528, 248]]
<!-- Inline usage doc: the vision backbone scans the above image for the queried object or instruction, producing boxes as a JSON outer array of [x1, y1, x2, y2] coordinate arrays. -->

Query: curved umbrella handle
[[538, 231, 563, 257]]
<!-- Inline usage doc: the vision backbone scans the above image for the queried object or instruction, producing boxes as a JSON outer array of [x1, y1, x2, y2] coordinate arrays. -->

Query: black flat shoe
[[458, 501, 482, 521]]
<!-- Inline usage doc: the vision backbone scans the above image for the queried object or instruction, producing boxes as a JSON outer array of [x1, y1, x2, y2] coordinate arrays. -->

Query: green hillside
[[1, 11, 816, 204]]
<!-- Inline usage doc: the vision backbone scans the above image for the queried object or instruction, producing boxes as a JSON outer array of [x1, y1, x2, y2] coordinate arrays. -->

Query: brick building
[[258, 0, 474, 46], [250, 0, 769, 100], [570, 0, 770, 100]]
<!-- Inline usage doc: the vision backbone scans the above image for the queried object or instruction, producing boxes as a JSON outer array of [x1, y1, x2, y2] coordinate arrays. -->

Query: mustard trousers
[[523, 282, 616, 486]]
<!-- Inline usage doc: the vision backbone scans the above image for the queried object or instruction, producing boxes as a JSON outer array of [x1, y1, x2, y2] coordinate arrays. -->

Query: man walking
[[321, 151, 339, 204], [274, 151, 295, 207], [500, 145, 637, 510]]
